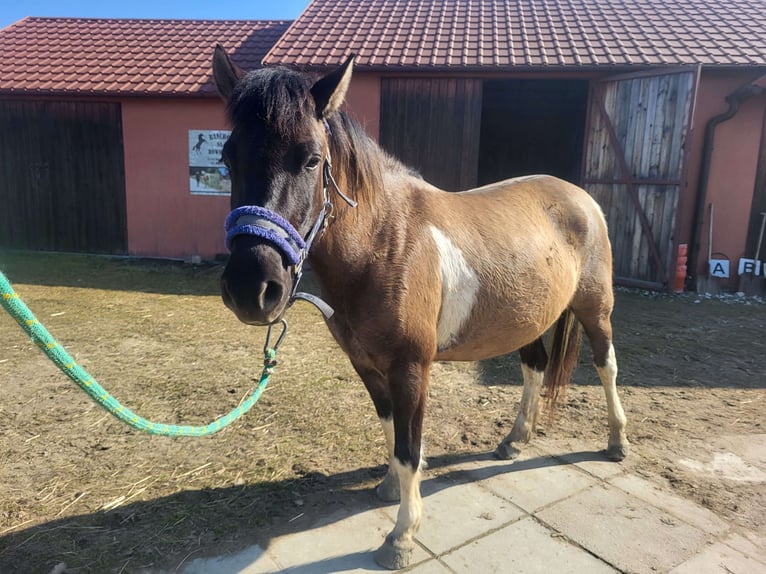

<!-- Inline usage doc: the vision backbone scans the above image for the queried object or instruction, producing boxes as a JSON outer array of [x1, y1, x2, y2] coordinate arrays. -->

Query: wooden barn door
[[0, 100, 127, 253], [380, 78, 483, 191], [583, 69, 698, 289]]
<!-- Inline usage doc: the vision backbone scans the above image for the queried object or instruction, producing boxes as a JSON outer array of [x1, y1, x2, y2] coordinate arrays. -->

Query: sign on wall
[[709, 259, 730, 278], [189, 130, 231, 195], [738, 258, 763, 276]]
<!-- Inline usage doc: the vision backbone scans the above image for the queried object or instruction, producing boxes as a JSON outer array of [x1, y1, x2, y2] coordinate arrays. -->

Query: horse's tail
[[544, 308, 582, 407]]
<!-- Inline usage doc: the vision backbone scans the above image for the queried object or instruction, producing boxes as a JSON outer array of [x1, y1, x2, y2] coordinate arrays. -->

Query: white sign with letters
[[709, 259, 730, 278], [738, 258, 763, 276], [189, 130, 231, 195]]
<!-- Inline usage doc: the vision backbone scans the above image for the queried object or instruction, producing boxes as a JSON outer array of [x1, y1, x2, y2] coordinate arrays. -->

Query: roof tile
[[266, 0, 764, 69], [0, 17, 291, 96]]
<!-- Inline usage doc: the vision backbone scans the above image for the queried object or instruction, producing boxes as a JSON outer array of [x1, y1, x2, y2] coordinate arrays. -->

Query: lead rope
[[0, 270, 283, 437]]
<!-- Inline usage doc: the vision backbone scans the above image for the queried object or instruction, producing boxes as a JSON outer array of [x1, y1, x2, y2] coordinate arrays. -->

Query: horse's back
[[433, 174, 610, 262]]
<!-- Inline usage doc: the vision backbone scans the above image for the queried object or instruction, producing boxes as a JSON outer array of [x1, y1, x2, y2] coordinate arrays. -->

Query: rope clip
[[264, 318, 289, 366]]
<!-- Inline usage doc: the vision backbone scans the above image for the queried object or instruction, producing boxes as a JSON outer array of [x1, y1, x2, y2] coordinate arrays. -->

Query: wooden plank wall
[[584, 72, 695, 285], [380, 78, 483, 191], [0, 100, 127, 253]]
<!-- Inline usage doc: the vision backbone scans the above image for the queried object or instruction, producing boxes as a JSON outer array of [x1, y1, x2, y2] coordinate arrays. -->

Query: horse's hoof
[[376, 475, 400, 502], [494, 441, 522, 460], [606, 443, 628, 461], [374, 536, 413, 570]]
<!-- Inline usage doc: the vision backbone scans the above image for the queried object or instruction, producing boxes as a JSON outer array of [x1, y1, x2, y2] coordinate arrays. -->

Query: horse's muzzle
[[221, 240, 292, 325]]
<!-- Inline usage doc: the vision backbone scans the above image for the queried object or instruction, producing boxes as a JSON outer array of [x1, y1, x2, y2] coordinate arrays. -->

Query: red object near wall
[[674, 243, 688, 293]]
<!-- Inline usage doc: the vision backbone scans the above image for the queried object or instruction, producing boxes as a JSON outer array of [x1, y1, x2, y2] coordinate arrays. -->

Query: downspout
[[689, 81, 766, 288]]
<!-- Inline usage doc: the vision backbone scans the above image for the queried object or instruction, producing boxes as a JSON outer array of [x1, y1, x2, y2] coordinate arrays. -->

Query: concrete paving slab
[[668, 541, 766, 574], [181, 544, 279, 574], [440, 516, 618, 574], [173, 447, 761, 574], [609, 473, 730, 535], [426, 446, 548, 484], [470, 454, 595, 513], [382, 476, 524, 555], [723, 531, 766, 566], [405, 559, 454, 573], [258, 507, 429, 573], [537, 483, 708, 574], [536, 437, 626, 480]]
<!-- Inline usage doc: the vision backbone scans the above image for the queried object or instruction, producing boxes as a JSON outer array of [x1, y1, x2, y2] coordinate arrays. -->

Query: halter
[[224, 120, 357, 320]]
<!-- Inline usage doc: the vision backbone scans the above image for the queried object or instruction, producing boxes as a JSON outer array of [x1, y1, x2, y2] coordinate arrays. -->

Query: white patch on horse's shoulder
[[429, 226, 479, 352]]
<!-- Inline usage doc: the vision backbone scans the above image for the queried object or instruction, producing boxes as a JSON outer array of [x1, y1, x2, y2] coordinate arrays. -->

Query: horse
[[211, 46, 628, 569], [193, 132, 207, 152]]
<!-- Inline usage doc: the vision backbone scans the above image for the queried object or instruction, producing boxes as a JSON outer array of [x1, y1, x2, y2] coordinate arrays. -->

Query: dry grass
[[0, 250, 764, 573]]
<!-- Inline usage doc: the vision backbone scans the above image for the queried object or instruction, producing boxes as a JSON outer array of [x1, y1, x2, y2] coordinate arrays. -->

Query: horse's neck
[[309, 166, 405, 283]]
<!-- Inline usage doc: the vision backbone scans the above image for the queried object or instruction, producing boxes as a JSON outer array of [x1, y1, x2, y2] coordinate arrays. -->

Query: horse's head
[[212, 46, 354, 325]]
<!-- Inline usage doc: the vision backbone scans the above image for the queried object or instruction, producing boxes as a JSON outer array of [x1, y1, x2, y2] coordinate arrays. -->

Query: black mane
[[227, 67, 314, 138], [227, 66, 413, 200]]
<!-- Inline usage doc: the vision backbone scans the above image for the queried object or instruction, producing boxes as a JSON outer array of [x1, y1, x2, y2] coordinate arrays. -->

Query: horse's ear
[[310, 54, 355, 118], [212, 44, 244, 101]]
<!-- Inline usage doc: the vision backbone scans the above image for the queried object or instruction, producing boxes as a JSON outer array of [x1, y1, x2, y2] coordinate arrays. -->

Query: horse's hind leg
[[577, 310, 629, 460], [495, 338, 548, 460]]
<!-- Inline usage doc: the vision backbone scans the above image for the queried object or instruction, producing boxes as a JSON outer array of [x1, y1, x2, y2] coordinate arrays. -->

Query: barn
[[264, 0, 766, 292], [0, 18, 289, 258], [1, 0, 765, 293]]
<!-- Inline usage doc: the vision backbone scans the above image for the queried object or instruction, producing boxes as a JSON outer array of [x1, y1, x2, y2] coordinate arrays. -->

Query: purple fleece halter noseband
[[223, 121, 358, 319], [224, 206, 306, 266]]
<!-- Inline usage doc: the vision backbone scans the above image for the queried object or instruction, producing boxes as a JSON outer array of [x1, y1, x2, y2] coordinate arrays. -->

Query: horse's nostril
[[259, 280, 285, 313]]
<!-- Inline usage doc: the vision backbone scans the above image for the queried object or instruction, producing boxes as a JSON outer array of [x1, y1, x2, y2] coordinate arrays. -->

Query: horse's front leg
[[374, 360, 429, 570], [353, 364, 400, 502]]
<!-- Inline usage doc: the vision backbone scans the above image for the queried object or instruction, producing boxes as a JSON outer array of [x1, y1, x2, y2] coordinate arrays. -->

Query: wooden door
[[380, 78, 483, 191], [0, 100, 127, 253], [582, 69, 698, 289]]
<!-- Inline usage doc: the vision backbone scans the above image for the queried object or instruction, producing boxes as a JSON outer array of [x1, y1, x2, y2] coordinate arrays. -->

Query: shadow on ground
[[0, 449, 612, 573]]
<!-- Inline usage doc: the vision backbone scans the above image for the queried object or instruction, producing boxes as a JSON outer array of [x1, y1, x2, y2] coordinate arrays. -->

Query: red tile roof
[[0, 18, 291, 96], [264, 0, 766, 69]]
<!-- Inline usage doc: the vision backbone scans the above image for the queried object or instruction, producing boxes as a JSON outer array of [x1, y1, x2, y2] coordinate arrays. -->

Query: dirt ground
[[0, 252, 764, 573]]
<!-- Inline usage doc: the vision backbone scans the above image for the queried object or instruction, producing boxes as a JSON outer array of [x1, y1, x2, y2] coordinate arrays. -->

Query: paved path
[[179, 438, 766, 573]]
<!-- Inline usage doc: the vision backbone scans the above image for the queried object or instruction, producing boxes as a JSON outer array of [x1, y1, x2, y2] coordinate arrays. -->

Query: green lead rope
[[0, 270, 275, 437]]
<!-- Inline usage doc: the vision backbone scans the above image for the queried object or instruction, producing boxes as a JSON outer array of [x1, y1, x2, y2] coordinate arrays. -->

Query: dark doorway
[[0, 100, 127, 253], [477, 79, 589, 186]]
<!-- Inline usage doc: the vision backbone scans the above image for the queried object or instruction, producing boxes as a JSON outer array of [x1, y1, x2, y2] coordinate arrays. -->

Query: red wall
[[121, 97, 231, 260], [120, 83, 380, 261], [682, 70, 766, 289], [345, 74, 381, 140]]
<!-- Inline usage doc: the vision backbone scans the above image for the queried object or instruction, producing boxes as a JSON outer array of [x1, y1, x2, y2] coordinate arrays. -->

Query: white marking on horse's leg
[[429, 226, 480, 352], [375, 459, 422, 568], [596, 344, 628, 460], [391, 460, 422, 537], [376, 417, 400, 501], [496, 364, 544, 459], [511, 364, 544, 442]]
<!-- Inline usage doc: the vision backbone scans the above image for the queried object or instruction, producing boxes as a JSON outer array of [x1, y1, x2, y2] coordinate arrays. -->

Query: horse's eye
[[305, 156, 321, 171]]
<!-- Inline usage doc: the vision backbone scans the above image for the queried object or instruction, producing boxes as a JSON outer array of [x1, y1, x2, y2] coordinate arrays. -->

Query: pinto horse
[[212, 47, 628, 569]]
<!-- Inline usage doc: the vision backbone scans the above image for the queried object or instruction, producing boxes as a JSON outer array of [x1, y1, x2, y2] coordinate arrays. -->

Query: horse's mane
[[325, 110, 409, 198], [227, 66, 415, 200]]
